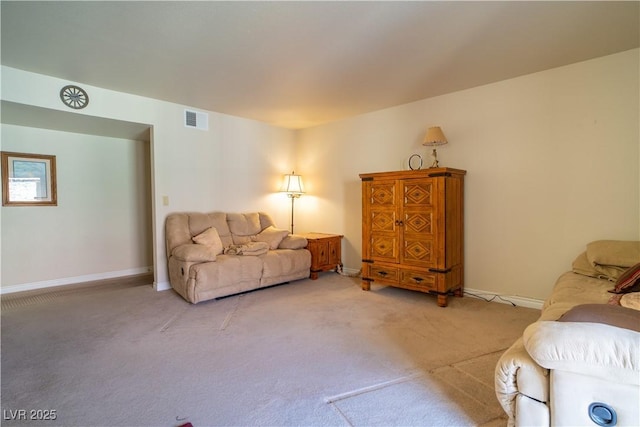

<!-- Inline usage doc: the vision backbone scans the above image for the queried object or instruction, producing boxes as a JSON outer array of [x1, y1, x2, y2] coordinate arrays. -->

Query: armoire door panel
[[370, 235, 398, 260], [369, 182, 396, 206], [403, 211, 433, 235], [403, 238, 435, 265], [371, 210, 396, 232], [403, 181, 433, 206]]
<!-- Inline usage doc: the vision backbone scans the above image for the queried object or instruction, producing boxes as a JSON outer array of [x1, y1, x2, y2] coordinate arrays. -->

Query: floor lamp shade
[[280, 171, 304, 233], [280, 172, 305, 196]]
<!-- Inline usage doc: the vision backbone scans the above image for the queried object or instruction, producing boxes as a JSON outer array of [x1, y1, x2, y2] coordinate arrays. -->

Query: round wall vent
[[60, 85, 89, 109]]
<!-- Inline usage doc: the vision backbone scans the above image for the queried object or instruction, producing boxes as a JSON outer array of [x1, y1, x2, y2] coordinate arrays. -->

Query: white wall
[[1, 66, 297, 290], [2, 50, 638, 300], [296, 49, 640, 301], [1, 125, 152, 287]]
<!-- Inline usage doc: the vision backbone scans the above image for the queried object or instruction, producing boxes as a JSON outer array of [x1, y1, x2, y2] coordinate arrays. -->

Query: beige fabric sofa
[[495, 240, 640, 427], [165, 212, 311, 303]]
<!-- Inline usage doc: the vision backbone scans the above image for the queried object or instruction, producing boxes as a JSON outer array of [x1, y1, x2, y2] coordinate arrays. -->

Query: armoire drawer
[[400, 269, 437, 291], [370, 265, 399, 282]]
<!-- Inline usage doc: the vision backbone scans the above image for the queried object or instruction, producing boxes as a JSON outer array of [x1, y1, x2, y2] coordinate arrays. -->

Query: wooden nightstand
[[300, 232, 343, 280]]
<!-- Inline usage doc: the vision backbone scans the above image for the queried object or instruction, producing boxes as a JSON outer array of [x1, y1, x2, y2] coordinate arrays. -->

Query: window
[[1, 151, 57, 206]]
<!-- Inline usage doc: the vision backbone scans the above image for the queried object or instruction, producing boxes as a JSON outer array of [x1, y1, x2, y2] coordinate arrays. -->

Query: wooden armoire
[[360, 168, 466, 307]]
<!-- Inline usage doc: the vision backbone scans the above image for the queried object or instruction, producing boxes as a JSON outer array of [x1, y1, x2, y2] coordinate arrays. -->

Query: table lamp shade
[[423, 126, 448, 146]]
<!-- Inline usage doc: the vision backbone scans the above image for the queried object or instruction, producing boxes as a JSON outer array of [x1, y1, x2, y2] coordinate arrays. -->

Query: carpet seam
[[159, 306, 189, 332], [219, 294, 243, 331], [328, 401, 355, 427], [324, 372, 424, 404], [429, 348, 509, 374], [431, 364, 501, 410]]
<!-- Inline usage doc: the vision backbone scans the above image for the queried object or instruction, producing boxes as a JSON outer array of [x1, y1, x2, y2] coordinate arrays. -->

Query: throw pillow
[[571, 251, 602, 279], [620, 293, 640, 311], [609, 262, 640, 294], [558, 303, 640, 332], [278, 235, 308, 250], [586, 240, 640, 269], [192, 227, 223, 255], [255, 225, 290, 250]]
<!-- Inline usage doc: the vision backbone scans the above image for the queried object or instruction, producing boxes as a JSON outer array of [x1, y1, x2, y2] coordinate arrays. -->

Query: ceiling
[[2, 1, 639, 129]]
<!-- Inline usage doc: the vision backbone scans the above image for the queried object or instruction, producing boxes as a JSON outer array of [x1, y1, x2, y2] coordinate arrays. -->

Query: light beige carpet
[[1, 273, 540, 426]]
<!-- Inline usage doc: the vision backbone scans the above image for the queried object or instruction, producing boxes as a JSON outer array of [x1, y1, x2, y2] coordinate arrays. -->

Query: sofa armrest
[[495, 337, 549, 426], [171, 243, 217, 262], [278, 234, 308, 250], [523, 321, 640, 385]]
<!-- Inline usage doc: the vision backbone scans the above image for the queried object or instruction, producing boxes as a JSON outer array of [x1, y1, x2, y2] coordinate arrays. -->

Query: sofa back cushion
[[228, 213, 262, 244], [165, 211, 279, 258], [166, 212, 231, 257], [189, 212, 232, 247]]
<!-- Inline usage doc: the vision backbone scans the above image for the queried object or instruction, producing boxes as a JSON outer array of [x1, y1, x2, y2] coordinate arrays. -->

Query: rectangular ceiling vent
[[184, 109, 209, 131]]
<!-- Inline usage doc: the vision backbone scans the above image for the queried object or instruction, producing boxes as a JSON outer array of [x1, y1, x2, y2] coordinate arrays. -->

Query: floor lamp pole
[[289, 195, 296, 234]]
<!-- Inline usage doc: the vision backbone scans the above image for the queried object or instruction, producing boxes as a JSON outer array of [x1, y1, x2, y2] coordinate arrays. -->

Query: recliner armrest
[[495, 337, 549, 426], [278, 235, 308, 250], [171, 243, 218, 262], [523, 321, 640, 385]]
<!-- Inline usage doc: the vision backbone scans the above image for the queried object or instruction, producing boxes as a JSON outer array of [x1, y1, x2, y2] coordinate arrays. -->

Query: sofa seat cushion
[[190, 254, 263, 291], [540, 272, 613, 321], [261, 249, 311, 280]]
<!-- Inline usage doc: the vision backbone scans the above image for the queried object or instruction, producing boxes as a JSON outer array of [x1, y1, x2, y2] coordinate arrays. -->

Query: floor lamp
[[280, 171, 304, 234]]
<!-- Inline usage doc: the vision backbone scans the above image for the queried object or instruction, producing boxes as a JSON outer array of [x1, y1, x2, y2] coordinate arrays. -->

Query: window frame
[[1, 151, 57, 207]]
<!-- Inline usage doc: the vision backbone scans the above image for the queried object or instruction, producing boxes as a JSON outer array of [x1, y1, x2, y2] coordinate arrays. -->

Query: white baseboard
[[154, 281, 172, 291], [333, 270, 542, 308], [464, 287, 544, 310], [0, 266, 153, 295], [2, 269, 543, 310], [340, 267, 361, 276]]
